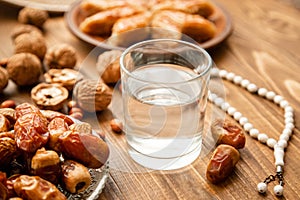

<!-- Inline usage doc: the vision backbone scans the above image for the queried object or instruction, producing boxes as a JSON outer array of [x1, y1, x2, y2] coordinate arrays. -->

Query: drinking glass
[[120, 39, 212, 170]]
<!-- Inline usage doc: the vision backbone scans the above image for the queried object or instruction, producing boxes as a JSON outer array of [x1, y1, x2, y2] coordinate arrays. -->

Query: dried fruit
[[0, 114, 10, 132], [73, 79, 112, 112], [13, 175, 66, 200], [15, 102, 41, 119], [31, 148, 61, 184], [0, 132, 18, 167], [18, 7, 49, 28], [96, 50, 122, 84], [44, 44, 77, 69], [206, 144, 240, 184], [69, 122, 92, 134], [40, 110, 74, 126], [61, 160, 91, 194], [6, 53, 42, 86], [211, 119, 246, 149], [31, 83, 69, 111], [11, 24, 43, 40], [14, 112, 49, 153], [0, 67, 9, 93], [0, 108, 16, 127], [44, 68, 83, 91], [14, 32, 47, 60], [59, 130, 109, 168], [48, 117, 69, 152]]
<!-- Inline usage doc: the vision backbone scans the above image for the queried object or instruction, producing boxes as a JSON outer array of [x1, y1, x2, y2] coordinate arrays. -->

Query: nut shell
[[11, 24, 43, 40], [73, 79, 112, 112], [14, 32, 47, 60], [18, 7, 49, 28], [44, 44, 77, 69], [97, 50, 122, 84], [0, 67, 9, 93], [31, 83, 69, 111], [44, 68, 83, 91], [6, 53, 42, 86]]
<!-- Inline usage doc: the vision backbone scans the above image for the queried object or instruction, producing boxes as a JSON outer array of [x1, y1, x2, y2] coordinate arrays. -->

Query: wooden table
[[0, 0, 299, 199]]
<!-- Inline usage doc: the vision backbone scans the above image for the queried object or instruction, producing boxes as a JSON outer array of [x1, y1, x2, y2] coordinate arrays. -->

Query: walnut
[[0, 67, 9, 93], [31, 83, 69, 111], [6, 53, 42, 86], [13, 31, 47, 60], [11, 24, 43, 40], [73, 79, 112, 112], [97, 50, 122, 84], [44, 44, 77, 70], [18, 7, 49, 28], [44, 68, 83, 91]]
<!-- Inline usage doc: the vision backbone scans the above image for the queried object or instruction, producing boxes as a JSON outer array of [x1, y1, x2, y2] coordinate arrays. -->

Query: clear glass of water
[[120, 39, 212, 170]]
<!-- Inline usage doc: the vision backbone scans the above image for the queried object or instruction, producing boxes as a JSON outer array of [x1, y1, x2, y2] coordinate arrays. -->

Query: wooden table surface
[[0, 0, 299, 199]]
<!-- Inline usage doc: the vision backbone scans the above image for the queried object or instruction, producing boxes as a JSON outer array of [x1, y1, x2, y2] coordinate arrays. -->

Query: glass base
[[128, 143, 201, 171]]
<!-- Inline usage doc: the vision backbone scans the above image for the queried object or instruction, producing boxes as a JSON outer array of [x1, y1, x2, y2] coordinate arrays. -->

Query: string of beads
[[208, 68, 295, 196]]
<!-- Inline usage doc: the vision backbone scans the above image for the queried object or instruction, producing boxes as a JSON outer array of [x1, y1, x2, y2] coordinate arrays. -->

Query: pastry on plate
[[108, 12, 152, 47], [79, 6, 145, 35]]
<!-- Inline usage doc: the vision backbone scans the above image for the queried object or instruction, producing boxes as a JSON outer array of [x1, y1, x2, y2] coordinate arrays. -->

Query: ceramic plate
[[2, 0, 77, 12], [65, 0, 233, 50]]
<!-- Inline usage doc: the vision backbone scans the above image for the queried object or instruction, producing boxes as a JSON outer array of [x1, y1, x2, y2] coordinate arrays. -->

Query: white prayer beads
[[211, 68, 295, 197]]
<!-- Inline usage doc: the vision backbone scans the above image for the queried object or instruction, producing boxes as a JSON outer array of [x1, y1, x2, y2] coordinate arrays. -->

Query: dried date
[[48, 117, 69, 152], [31, 148, 61, 184], [14, 113, 49, 153], [211, 119, 246, 149], [0, 114, 10, 132], [61, 160, 91, 194], [40, 110, 74, 126], [0, 172, 8, 200], [206, 144, 240, 184], [0, 132, 18, 168], [59, 130, 109, 168], [15, 103, 41, 119], [13, 175, 67, 200]]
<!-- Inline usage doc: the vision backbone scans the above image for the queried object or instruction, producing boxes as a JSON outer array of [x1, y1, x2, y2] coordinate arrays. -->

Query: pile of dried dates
[[0, 103, 109, 200]]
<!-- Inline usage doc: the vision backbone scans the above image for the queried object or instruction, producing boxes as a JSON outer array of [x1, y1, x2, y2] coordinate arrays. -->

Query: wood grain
[[0, 0, 299, 199]]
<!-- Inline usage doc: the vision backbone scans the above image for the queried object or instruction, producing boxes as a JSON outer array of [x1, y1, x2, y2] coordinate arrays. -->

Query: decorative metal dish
[[59, 163, 109, 200]]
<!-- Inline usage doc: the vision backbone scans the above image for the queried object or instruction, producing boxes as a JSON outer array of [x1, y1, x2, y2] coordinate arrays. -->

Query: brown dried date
[[31, 148, 61, 184], [211, 119, 246, 149], [15, 103, 41, 119], [0, 114, 10, 132], [61, 160, 91, 194], [14, 113, 49, 153], [40, 110, 74, 126], [0, 108, 16, 128], [0, 172, 8, 200], [0, 132, 18, 167], [206, 144, 240, 184], [13, 175, 67, 200], [48, 117, 69, 152], [59, 130, 109, 168]]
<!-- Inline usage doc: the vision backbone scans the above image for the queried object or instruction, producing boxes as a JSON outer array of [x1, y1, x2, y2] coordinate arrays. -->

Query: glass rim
[[119, 39, 212, 84]]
